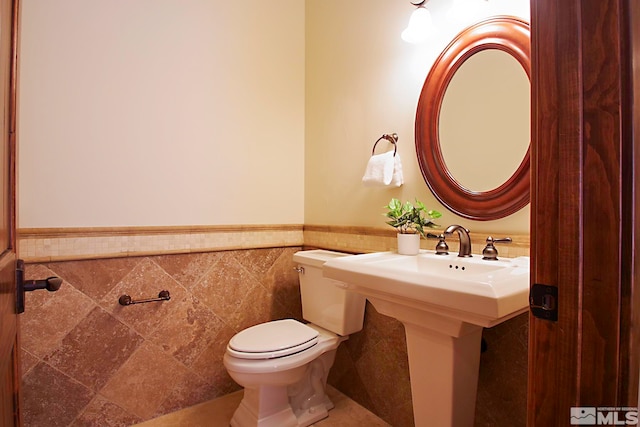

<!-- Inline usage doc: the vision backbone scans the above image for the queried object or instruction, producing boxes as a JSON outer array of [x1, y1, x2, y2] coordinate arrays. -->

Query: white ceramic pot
[[397, 233, 420, 255]]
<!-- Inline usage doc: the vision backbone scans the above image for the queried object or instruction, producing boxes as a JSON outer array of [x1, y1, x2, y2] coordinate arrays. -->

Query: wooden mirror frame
[[415, 16, 531, 220]]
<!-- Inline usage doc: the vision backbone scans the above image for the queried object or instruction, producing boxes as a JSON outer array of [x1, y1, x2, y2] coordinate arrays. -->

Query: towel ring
[[371, 133, 398, 156]]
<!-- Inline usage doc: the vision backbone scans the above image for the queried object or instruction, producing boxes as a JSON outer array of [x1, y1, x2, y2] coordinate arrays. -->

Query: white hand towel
[[362, 151, 404, 187]]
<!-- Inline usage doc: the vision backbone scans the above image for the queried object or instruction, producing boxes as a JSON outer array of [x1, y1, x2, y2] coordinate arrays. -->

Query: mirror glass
[[415, 16, 531, 220], [439, 49, 530, 192]]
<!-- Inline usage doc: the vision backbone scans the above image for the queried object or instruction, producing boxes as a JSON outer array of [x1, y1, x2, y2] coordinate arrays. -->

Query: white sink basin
[[323, 250, 530, 427], [323, 250, 529, 327]]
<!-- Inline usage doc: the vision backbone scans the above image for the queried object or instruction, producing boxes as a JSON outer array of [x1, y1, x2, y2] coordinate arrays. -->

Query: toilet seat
[[227, 319, 319, 360]]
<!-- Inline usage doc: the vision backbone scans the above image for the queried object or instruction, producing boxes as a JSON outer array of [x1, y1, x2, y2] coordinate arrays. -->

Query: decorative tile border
[[17, 224, 530, 262], [303, 224, 530, 258], [17, 225, 304, 262]]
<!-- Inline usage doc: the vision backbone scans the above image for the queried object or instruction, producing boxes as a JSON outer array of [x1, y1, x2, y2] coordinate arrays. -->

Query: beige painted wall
[[17, 0, 305, 228], [17, 0, 531, 235], [305, 0, 530, 234]]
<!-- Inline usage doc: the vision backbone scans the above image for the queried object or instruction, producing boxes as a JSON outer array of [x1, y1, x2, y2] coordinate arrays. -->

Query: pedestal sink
[[323, 250, 529, 427]]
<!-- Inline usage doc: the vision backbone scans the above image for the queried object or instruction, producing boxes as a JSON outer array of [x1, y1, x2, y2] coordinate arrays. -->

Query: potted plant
[[384, 198, 441, 255]]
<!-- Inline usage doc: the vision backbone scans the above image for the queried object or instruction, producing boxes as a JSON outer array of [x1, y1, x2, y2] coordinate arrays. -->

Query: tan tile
[[20, 264, 96, 358], [386, 399, 416, 427], [190, 324, 241, 395], [100, 342, 193, 420], [342, 302, 402, 363], [315, 386, 391, 426], [328, 345, 375, 412], [71, 395, 142, 427], [226, 282, 277, 332], [133, 386, 389, 427], [153, 369, 223, 417], [331, 302, 412, 425], [262, 247, 303, 317], [44, 306, 144, 391], [148, 293, 225, 367], [151, 252, 222, 290], [354, 334, 412, 423], [233, 247, 285, 279], [134, 390, 243, 427], [20, 349, 39, 377], [98, 258, 188, 337], [189, 253, 262, 326], [476, 313, 528, 426], [22, 362, 94, 427], [45, 257, 141, 300]]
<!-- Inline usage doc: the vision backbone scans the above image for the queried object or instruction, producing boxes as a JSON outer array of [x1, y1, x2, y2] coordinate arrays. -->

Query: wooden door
[[0, 0, 19, 425], [529, 0, 640, 425]]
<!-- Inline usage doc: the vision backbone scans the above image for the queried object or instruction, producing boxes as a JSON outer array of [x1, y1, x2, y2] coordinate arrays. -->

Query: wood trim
[[18, 224, 303, 239]]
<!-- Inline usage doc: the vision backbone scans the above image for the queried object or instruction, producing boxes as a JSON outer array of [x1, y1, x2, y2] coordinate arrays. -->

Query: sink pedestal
[[322, 251, 530, 427], [369, 297, 483, 427]]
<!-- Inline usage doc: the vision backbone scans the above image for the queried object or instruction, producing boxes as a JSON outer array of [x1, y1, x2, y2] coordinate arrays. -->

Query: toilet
[[223, 249, 366, 427]]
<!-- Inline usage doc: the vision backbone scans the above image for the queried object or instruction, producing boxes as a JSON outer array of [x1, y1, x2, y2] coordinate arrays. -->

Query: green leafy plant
[[384, 198, 441, 237]]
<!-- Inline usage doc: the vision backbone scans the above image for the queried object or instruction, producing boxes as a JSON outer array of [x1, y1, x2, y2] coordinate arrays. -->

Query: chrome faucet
[[444, 225, 472, 257]]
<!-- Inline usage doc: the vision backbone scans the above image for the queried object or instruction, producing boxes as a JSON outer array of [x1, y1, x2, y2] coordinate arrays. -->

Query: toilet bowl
[[223, 250, 366, 427], [224, 320, 346, 427]]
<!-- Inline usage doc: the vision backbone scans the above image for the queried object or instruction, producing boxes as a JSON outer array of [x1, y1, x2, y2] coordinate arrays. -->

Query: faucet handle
[[427, 233, 449, 255], [482, 236, 512, 261]]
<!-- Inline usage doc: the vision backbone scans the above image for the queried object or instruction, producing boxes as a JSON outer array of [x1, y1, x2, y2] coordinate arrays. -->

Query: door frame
[[0, 0, 20, 424], [528, 0, 640, 424]]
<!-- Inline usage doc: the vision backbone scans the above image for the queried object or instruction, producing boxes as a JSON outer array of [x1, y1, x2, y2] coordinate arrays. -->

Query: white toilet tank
[[293, 250, 366, 336]]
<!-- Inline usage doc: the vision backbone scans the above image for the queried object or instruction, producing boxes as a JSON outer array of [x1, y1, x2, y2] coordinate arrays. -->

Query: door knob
[[16, 259, 62, 313]]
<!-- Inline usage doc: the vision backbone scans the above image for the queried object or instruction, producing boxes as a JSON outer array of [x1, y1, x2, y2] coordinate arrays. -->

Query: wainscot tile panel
[[475, 312, 529, 426], [20, 230, 529, 426], [43, 306, 144, 392], [22, 363, 95, 427], [20, 247, 303, 426]]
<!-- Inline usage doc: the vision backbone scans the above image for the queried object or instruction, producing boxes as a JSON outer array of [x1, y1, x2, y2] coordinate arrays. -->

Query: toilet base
[[230, 390, 332, 427], [229, 349, 339, 427], [230, 387, 298, 427], [292, 395, 333, 427]]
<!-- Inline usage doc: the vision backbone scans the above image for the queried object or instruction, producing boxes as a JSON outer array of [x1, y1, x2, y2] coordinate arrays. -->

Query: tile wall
[[19, 227, 529, 426], [20, 248, 302, 426]]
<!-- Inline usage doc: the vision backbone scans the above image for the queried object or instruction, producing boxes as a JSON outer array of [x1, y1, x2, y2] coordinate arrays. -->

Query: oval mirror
[[415, 16, 530, 220]]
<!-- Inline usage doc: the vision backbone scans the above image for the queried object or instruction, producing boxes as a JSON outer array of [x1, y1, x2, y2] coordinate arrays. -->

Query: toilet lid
[[228, 319, 319, 360]]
